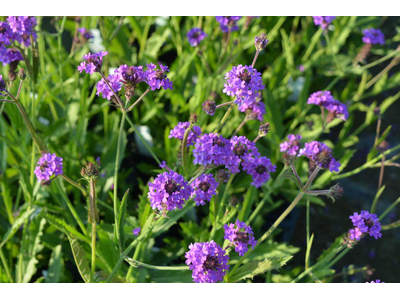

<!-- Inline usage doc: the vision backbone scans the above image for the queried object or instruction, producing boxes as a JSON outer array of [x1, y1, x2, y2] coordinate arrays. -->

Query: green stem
[[125, 257, 189, 271], [213, 103, 235, 133], [379, 197, 400, 221], [91, 222, 96, 283], [61, 174, 87, 196], [126, 88, 150, 112], [182, 123, 194, 176], [188, 166, 207, 184], [0, 246, 13, 283]]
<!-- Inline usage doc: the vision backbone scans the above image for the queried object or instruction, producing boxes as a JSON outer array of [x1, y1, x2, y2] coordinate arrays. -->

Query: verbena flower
[[254, 33, 268, 51], [187, 28, 207, 47], [298, 141, 341, 172], [367, 279, 385, 283], [0, 75, 7, 96], [223, 65, 265, 107], [190, 174, 219, 206], [34, 152, 63, 183], [193, 133, 232, 168], [77, 51, 108, 75], [7, 16, 37, 47], [169, 122, 202, 147], [362, 29, 385, 45], [312, 16, 336, 30], [223, 220, 257, 256], [145, 63, 173, 91], [202, 100, 216, 116], [0, 48, 23, 66], [147, 170, 193, 212], [185, 240, 229, 283], [242, 156, 276, 188], [280, 134, 302, 156], [215, 16, 241, 33], [96, 73, 122, 100], [0, 21, 12, 46], [238, 100, 266, 122], [308, 91, 349, 121], [228, 136, 260, 173], [78, 27, 94, 40], [133, 227, 141, 236], [349, 210, 382, 240]]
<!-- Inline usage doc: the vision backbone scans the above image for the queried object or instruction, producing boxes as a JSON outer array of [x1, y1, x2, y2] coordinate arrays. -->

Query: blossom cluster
[[280, 134, 302, 156], [307, 91, 349, 121], [34, 152, 64, 183], [215, 17, 241, 33], [187, 28, 207, 47], [362, 28, 385, 45], [349, 211, 382, 240], [190, 174, 219, 206], [224, 220, 257, 256], [169, 122, 202, 147], [299, 141, 341, 172], [312, 16, 336, 30]]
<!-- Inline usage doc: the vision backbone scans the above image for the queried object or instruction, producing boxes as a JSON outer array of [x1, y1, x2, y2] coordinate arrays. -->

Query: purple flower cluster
[[116, 64, 146, 86], [78, 28, 94, 40], [224, 220, 257, 256], [0, 48, 24, 66], [223, 65, 265, 108], [185, 240, 229, 283], [362, 29, 385, 45], [133, 227, 141, 236], [190, 174, 219, 206], [96, 73, 122, 100], [187, 28, 207, 47], [34, 153, 63, 182], [228, 136, 260, 173], [78, 51, 108, 75], [299, 141, 341, 172], [147, 170, 193, 212], [367, 279, 385, 283], [169, 122, 202, 147], [145, 63, 173, 91], [238, 99, 266, 121], [280, 134, 302, 156], [215, 17, 241, 33], [242, 156, 276, 188], [0, 75, 7, 96], [193, 133, 232, 168], [349, 211, 382, 240], [312, 16, 336, 30], [308, 91, 349, 121]]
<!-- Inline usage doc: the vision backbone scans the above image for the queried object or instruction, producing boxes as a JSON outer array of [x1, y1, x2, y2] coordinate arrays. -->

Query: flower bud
[[202, 100, 216, 116], [216, 169, 230, 183], [18, 68, 27, 80], [255, 33, 268, 51], [376, 140, 390, 153], [190, 113, 198, 124], [258, 123, 270, 137]]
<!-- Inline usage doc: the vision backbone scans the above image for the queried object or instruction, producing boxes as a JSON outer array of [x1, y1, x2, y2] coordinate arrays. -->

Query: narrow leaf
[[0, 208, 35, 249], [68, 237, 91, 283]]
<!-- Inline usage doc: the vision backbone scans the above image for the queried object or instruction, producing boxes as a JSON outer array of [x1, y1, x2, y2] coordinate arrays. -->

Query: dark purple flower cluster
[[308, 91, 349, 121], [228, 136, 260, 173], [0, 48, 24, 66], [190, 174, 219, 206], [169, 122, 202, 147], [96, 73, 122, 100], [34, 153, 63, 182], [185, 240, 229, 283], [193, 133, 232, 168], [78, 27, 94, 40], [238, 99, 266, 121], [242, 156, 276, 188], [0, 75, 7, 96], [362, 29, 385, 45], [187, 28, 207, 47], [312, 16, 336, 30], [280, 134, 302, 156], [215, 17, 241, 33], [367, 279, 385, 283], [147, 170, 193, 212], [223, 65, 265, 108], [145, 63, 173, 91], [202, 100, 216, 116], [224, 220, 257, 256], [78, 51, 108, 75], [349, 210, 382, 240], [299, 141, 341, 172], [116, 64, 146, 87]]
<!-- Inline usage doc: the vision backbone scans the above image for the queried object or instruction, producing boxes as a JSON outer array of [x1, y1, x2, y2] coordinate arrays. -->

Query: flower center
[[0, 26, 6, 34], [40, 162, 49, 172], [235, 231, 249, 243], [238, 70, 252, 84], [192, 31, 200, 38], [155, 70, 166, 80], [123, 67, 139, 83], [316, 148, 332, 167], [198, 181, 210, 192], [212, 137, 225, 148], [233, 144, 247, 157], [164, 180, 180, 194], [255, 165, 266, 174], [203, 255, 220, 271]]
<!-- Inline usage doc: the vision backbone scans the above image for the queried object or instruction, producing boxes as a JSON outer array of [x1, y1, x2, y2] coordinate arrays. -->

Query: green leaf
[[68, 237, 91, 283], [0, 208, 35, 249], [45, 245, 63, 283], [43, 213, 90, 244], [118, 189, 130, 249], [229, 256, 293, 282]]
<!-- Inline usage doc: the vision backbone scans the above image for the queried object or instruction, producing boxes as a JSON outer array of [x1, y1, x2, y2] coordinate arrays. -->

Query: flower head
[[216, 17, 241, 33], [0, 48, 23, 66], [145, 63, 173, 91], [362, 29, 385, 45], [34, 153, 63, 184], [308, 91, 348, 121], [191, 174, 219, 206], [348, 210, 382, 241], [193, 133, 232, 168], [238, 99, 266, 122], [255, 33, 268, 51], [224, 220, 257, 256], [242, 156, 276, 188], [367, 279, 385, 283], [169, 122, 202, 147], [96, 73, 122, 100], [298, 141, 341, 172], [185, 240, 229, 283], [147, 170, 193, 212], [280, 134, 302, 156], [77, 51, 108, 75], [0, 21, 12, 46], [228, 136, 260, 173], [0, 75, 6, 96], [313, 16, 336, 30], [6, 16, 37, 46], [133, 227, 141, 236], [202, 100, 216, 116], [187, 28, 207, 47], [78, 27, 94, 40]]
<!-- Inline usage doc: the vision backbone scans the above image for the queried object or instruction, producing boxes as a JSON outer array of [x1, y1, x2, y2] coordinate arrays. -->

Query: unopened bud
[[373, 107, 381, 117], [18, 68, 27, 80], [190, 113, 198, 124], [327, 183, 344, 203], [255, 33, 268, 51], [202, 100, 216, 116], [259, 123, 270, 137]]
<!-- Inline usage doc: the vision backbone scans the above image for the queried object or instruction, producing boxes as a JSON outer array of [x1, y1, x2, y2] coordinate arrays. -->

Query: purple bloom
[[298, 65, 305, 72], [0, 75, 6, 96], [238, 99, 266, 122], [254, 33, 268, 51], [34, 153, 63, 182], [202, 100, 216, 116], [147, 170, 193, 212], [187, 28, 207, 47], [96, 73, 122, 100], [367, 279, 385, 283], [0, 22, 12, 46], [6, 16, 37, 47], [362, 29, 385, 45], [185, 240, 229, 283], [144, 63, 173, 91], [0, 48, 24, 66], [115, 64, 146, 87], [133, 227, 141, 236], [308, 91, 335, 106], [216, 17, 241, 33], [348, 210, 382, 241], [223, 220, 257, 256], [78, 27, 93, 40], [308, 91, 348, 121], [280, 134, 302, 156], [169, 122, 202, 147], [242, 156, 276, 188], [77, 51, 108, 75], [190, 174, 219, 206], [193, 133, 233, 168], [298, 141, 341, 172], [228, 136, 260, 173], [313, 16, 336, 30], [223, 65, 265, 107]]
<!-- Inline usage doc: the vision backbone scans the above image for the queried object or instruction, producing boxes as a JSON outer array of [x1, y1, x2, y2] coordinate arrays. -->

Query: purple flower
[[96, 73, 122, 100], [193, 133, 233, 168], [367, 279, 385, 283], [190, 174, 219, 206], [133, 227, 141, 236], [280, 134, 302, 156], [298, 141, 341, 172], [238, 99, 266, 122], [0, 48, 24, 66], [298, 65, 305, 72], [0, 75, 6, 96], [228, 136, 260, 173], [348, 210, 382, 241], [187, 28, 207, 47], [313, 16, 336, 30], [308, 91, 335, 106], [77, 51, 108, 75], [242, 156, 276, 188], [115, 64, 146, 87], [254, 33, 268, 51], [202, 100, 216, 116], [147, 170, 193, 212], [78, 27, 93, 40], [185, 240, 229, 283], [308, 91, 349, 121], [362, 29, 385, 45], [169, 122, 202, 147], [144, 63, 173, 91], [216, 17, 241, 33], [223, 65, 265, 107], [223, 220, 257, 256], [0, 22, 12, 46], [6, 16, 37, 46], [34, 153, 63, 183]]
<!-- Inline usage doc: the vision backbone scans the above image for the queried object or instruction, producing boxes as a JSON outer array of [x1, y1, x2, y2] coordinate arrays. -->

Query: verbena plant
[[0, 16, 399, 283]]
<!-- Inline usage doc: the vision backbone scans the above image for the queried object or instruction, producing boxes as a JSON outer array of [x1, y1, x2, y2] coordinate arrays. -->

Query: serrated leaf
[[68, 237, 91, 283], [0, 208, 35, 249], [43, 213, 90, 244], [228, 256, 293, 282]]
